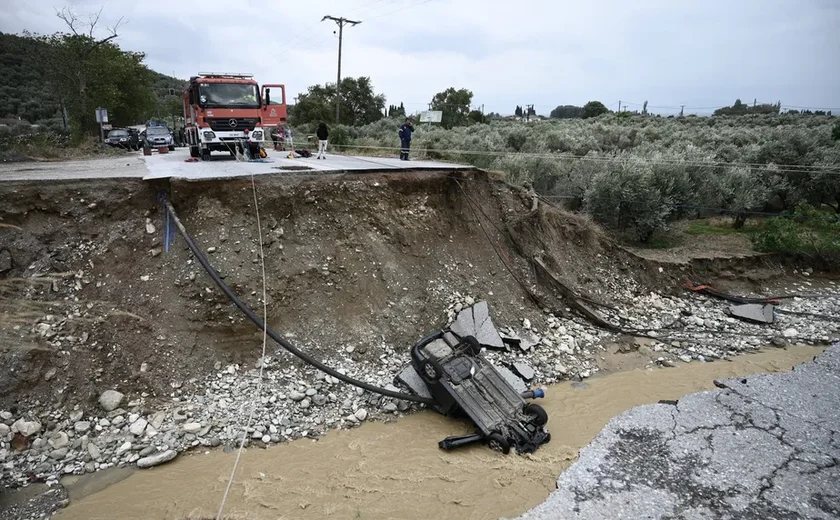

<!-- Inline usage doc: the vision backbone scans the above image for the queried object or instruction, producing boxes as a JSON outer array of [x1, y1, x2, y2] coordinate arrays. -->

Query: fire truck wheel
[[189, 146, 200, 158], [201, 151, 211, 162]]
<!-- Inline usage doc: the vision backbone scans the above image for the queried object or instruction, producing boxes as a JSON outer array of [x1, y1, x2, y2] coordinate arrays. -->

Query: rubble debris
[[729, 303, 775, 324], [450, 301, 506, 350]]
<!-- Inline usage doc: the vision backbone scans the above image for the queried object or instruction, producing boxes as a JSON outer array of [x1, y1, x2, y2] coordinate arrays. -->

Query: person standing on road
[[399, 118, 414, 161], [316, 122, 329, 159]]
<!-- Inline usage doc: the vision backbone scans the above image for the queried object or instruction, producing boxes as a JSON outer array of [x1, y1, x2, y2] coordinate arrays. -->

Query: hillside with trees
[[0, 23, 186, 134]]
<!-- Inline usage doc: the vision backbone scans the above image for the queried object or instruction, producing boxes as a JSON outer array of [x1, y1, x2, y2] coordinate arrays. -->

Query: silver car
[[142, 127, 176, 151]]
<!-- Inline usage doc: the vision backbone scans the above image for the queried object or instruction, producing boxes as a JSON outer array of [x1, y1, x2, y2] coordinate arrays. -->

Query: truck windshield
[[199, 83, 260, 108]]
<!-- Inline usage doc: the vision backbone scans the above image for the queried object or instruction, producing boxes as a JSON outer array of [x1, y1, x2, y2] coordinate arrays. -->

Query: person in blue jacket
[[398, 118, 414, 161]]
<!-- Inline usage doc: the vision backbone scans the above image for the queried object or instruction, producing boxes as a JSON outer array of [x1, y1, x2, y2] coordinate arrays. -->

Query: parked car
[[142, 126, 176, 151], [105, 128, 140, 150]]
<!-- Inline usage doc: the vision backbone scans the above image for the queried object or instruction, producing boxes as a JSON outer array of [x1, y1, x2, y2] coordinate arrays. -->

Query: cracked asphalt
[[516, 344, 840, 520]]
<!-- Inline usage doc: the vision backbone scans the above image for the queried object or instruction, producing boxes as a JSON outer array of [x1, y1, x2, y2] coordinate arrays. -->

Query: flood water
[[56, 346, 824, 520]]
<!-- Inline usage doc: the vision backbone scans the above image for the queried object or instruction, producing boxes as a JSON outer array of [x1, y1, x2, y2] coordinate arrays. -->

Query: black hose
[[164, 200, 436, 405]]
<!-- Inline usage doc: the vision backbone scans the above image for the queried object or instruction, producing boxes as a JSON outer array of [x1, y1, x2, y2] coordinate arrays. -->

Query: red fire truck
[[183, 72, 287, 160]]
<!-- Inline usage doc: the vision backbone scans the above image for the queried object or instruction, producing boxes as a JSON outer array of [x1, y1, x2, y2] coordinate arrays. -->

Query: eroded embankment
[[1, 170, 838, 500]]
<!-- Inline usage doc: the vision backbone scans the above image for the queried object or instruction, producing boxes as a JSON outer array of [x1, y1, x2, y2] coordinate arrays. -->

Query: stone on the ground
[[182, 422, 201, 433], [47, 431, 69, 449], [116, 442, 132, 455], [0, 424, 9, 437], [782, 328, 798, 338], [289, 390, 305, 402], [136, 449, 177, 469], [99, 390, 125, 411], [11, 418, 41, 437], [0, 249, 12, 272], [149, 411, 165, 430], [511, 362, 536, 382], [87, 443, 101, 460], [129, 418, 148, 436], [49, 448, 68, 460], [74, 421, 91, 433], [354, 409, 368, 421]]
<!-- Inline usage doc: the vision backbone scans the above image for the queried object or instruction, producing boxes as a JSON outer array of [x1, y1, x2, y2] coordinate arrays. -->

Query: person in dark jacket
[[316, 122, 329, 159], [398, 118, 414, 160]]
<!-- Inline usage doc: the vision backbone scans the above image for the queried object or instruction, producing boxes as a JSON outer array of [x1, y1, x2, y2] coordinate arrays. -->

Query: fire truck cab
[[184, 72, 287, 161]]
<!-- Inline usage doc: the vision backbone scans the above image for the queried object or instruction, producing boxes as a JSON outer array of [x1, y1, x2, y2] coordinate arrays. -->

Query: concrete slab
[[141, 148, 470, 181], [515, 343, 840, 520], [729, 303, 775, 324]]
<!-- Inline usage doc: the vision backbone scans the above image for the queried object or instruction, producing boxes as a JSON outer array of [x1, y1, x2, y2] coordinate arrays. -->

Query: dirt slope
[[1, 170, 646, 410]]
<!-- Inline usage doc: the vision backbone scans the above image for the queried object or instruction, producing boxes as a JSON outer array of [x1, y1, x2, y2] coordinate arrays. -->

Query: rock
[[522, 318, 532, 329], [206, 246, 217, 253], [511, 362, 536, 382], [579, 370, 591, 379], [383, 403, 398, 413], [44, 367, 57, 381], [0, 249, 12, 273], [116, 442, 132, 455], [99, 390, 125, 412], [69, 410, 84, 423], [354, 409, 368, 421], [299, 398, 311, 409], [554, 364, 568, 375], [771, 337, 788, 348], [129, 418, 148, 436], [638, 345, 654, 357], [312, 395, 327, 406], [74, 421, 91, 433], [49, 448, 68, 460], [261, 435, 271, 443], [87, 443, 101, 460], [48, 431, 69, 449], [0, 424, 9, 437], [1, 411, 12, 422], [145, 218, 156, 234], [289, 391, 306, 402], [136, 449, 177, 469], [12, 418, 41, 437], [679, 355, 692, 363], [140, 362, 149, 373], [782, 328, 798, 338], [182, 422, 201, 433], [305, 388, 317, 397], [208, 437, 221, 447], [149, 411, 166, 430]]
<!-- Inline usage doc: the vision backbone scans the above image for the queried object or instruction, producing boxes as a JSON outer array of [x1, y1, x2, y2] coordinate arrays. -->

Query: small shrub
[[751, 205, 840, 261]]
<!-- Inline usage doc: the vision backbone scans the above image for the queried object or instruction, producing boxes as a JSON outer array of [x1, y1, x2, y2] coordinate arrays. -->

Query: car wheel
[[463, 336, 481, 355], [487, 432, 511, 454], [524, 403, 548, 426], [421, 358, 442, 381]]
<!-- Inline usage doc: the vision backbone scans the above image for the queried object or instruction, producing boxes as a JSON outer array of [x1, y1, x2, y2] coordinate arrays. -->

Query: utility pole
[[525, 104, 534, 122], [680, 105, 685, 117], [618, 100, 621, 112], [322, 15, 361, 124]]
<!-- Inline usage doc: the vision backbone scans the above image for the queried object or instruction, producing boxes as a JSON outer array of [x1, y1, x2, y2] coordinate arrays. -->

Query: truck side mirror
[[265, 88, 271, 105]]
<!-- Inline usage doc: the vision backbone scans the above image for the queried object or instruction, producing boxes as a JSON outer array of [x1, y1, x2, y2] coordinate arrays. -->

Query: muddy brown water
[[55, 346, 824, 520]]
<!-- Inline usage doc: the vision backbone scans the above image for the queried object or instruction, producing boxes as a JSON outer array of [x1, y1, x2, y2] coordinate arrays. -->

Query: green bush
[[584, 158, 674, 242], [751, 205, 840, 260]]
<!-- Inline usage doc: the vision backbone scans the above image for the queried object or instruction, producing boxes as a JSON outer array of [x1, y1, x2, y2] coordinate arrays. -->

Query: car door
[[260, 84, 287, 128]]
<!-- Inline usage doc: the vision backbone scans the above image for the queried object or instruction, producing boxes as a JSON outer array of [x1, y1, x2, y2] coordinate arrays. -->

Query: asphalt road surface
[[516, 344, 840, 520], [0, 148, 469, 182]]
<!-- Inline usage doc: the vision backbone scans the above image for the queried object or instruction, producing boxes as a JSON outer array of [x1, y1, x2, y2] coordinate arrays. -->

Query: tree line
[[0, 9, 185, 136]]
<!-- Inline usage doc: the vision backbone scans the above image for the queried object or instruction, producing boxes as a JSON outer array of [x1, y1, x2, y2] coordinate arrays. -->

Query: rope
[[215, 175, 269, 519]]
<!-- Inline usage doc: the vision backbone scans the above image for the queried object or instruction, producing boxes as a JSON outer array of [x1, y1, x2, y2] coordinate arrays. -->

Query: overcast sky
[[2, 0, 839, 115]]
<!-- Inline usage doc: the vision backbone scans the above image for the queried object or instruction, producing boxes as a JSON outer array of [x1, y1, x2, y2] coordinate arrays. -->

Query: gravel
[[1, 281, 837, 500]]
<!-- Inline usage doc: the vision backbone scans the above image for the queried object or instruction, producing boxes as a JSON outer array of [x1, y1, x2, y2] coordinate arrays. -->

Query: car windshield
[[199, 83, 260, 108], [146, 127, 170, 135], [108, 130, 128, 137]]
